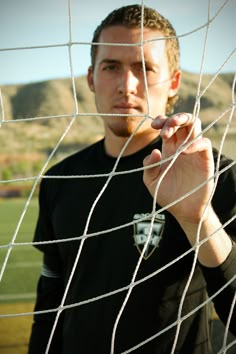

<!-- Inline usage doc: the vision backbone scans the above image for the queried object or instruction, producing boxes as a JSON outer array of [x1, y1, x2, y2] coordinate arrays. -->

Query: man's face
[[87, 26, 180, 138]]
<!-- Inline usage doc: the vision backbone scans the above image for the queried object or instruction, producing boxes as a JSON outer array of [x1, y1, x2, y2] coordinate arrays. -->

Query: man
[[28, 4, 236, 354]]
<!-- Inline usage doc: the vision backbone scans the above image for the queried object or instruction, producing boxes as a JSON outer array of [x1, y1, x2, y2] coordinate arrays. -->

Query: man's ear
[[168, 70, 181, 98], [87, 66, 95, 93]]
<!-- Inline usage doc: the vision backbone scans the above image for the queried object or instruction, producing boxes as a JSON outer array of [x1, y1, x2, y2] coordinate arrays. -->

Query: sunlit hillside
[[0, 72, 235, 169]]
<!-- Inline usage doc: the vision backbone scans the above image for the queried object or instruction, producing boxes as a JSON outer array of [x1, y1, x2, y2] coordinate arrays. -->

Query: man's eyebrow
[[99, 59, 121, 65], [99, 58, 149, 66]]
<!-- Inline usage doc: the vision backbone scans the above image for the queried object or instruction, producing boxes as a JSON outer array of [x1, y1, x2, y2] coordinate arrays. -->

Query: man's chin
[[111, 129, 134, 138], [105, 117, 147, 137]]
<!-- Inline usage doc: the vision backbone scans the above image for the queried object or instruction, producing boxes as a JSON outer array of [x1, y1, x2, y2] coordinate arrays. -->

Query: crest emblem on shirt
[[133, 213, 165, 260]]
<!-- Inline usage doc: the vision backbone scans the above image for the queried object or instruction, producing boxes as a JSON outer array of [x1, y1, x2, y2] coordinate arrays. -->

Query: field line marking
[[6, 261, 41, 269], [0, 293, 36, 301]]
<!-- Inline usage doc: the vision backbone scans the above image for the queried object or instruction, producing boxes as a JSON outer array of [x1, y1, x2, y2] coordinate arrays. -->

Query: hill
[[0, 71, 235, 160]]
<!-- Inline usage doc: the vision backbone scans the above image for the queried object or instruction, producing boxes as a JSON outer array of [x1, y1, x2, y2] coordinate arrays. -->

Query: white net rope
[[0, 0, 235, 353]]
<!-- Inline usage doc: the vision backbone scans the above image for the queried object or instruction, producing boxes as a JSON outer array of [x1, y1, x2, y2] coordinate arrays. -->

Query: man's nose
[[117, 69, 138, 95]]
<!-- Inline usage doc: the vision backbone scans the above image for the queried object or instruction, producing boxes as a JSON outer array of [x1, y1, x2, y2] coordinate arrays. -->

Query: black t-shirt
[[29, 138, 236, 354]]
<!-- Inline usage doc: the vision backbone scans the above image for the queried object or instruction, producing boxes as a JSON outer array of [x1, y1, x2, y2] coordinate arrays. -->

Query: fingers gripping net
[[0, 0, 235, 353]]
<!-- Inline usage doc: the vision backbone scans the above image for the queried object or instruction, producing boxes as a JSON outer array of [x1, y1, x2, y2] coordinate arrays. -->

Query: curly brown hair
[[90, 4, 180, 114]]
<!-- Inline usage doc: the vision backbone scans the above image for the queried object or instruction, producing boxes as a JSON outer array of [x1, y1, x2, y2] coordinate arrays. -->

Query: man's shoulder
[[212, 147, 236, 183], [46, 139, 104, 176]]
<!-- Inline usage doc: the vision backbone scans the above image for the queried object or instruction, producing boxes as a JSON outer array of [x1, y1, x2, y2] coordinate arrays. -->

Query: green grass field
[[0, 198, 42, 354], [0, 197, 235, 353]]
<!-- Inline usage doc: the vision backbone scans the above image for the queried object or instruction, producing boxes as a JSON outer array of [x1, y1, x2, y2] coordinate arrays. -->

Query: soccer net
[[0, 0, 235, 353]]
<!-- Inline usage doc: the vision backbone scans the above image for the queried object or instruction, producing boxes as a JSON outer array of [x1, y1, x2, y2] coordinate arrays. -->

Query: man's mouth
[[114, 104, 139, 113]]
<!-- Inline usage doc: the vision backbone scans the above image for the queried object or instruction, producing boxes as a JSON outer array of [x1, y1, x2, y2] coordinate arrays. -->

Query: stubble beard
[[106, 116, 145, 138]]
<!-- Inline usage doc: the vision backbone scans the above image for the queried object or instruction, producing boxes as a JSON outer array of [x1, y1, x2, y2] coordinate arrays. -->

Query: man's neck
[[103, 131, 160, 158]]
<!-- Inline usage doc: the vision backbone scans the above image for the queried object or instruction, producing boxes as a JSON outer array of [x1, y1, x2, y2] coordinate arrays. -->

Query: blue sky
[[0, 0, 235, 85]]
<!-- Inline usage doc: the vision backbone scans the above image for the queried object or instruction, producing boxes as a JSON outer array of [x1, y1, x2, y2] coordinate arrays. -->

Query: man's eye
[[144, 66, 153, 72], [103, 64, 117, 71], [135, 64, 151, 73], [142, 65, 153, 72]]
